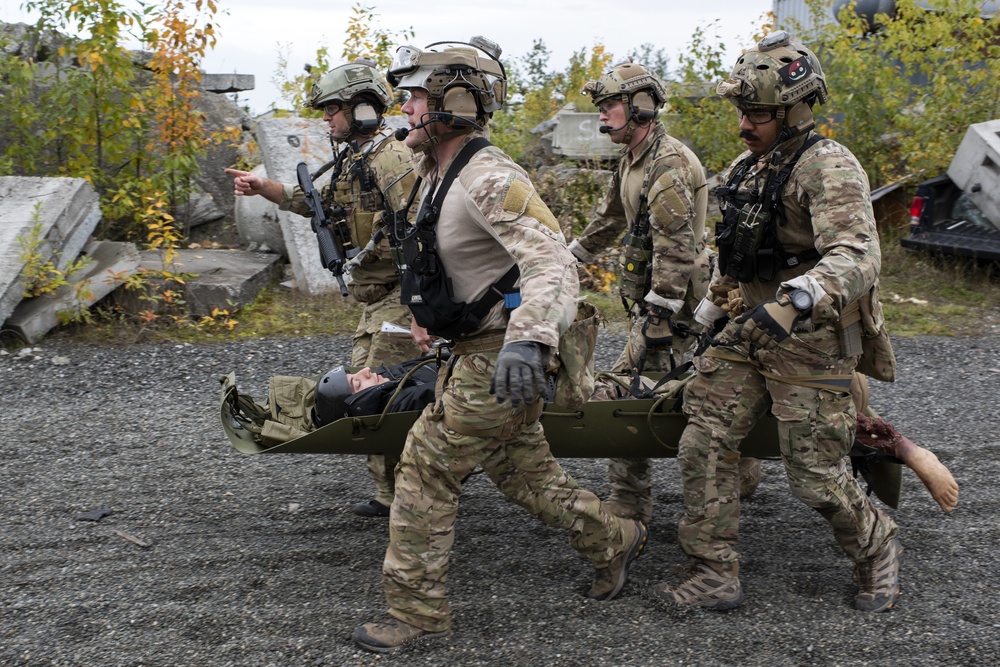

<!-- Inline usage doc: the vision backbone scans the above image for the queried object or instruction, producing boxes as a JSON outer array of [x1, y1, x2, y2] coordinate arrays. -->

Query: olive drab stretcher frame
[[218, 371, 903, 509]]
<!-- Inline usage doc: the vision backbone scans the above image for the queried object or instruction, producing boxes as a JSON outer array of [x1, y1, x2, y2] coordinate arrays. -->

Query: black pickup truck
[[901, 174, 1000, 261]]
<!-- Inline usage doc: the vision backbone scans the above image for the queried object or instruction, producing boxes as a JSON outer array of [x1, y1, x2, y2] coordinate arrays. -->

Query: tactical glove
[[709, 282, 744, 315], [490, 341, 548, 406], [735, 298, 801, 350], [641, 312, 673, 350]]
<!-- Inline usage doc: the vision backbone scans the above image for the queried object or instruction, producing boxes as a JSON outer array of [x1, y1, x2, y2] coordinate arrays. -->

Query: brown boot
[[352, 616, 451, 653], [854, 537, 903, 612], [649, 561, 743, 611], [588, 520, 648, 601]]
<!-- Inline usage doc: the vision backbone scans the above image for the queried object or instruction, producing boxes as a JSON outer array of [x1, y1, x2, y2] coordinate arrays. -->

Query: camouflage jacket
[[412, 131, 578, 349], [570, 122, 709, 316], [723, 131, 881, 325], [280, 129, 416, 301]]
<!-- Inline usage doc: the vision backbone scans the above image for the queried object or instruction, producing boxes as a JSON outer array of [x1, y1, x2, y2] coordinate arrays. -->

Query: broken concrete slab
[[137, 248, 283, 317], [0, 176, 102, 327], [254, 116, 342, 295], [5, 240, 140, 344], [201, 73, 255, 94]]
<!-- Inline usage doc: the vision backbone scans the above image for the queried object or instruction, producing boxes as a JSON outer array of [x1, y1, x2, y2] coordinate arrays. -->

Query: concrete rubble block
[[947, 119, 1000, 227], [548, 109, 619, 161], [5, 240, 140, 344], [255, 116, 342, 295], [137, 248, 283, 317], [201, 73, 255, 94], [0, 176, 102, 327]]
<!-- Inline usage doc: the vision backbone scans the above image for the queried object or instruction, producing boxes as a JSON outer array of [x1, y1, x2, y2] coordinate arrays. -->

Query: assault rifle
[[296, 161, 358, 297]]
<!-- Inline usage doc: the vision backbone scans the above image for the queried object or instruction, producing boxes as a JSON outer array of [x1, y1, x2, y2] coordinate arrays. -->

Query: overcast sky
[[3, 0, 775, 115]]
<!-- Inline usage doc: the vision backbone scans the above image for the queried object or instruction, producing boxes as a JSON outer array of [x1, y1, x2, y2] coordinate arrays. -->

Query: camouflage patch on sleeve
[[504, 179, 561, 234]]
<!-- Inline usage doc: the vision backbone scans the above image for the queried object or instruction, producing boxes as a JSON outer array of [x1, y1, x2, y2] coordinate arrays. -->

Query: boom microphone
[[599, 120, 630, 134], [394, 118, 439, 141]]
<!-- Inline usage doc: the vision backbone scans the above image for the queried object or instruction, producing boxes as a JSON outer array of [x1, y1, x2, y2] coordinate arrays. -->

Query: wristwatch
[[786, 289, 813, 316]]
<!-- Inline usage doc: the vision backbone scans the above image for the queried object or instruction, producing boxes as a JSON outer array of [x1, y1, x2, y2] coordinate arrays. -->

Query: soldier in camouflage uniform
[[351, 38, 647, 654], [648, 32, 902, 613], [225, 60, 418, 518], [569, 60, 716, 524]]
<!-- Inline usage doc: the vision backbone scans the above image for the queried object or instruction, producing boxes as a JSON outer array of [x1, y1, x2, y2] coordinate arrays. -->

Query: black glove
[[734, 298, 800, 350], [490, 341, 548, 406], [641, 311, 673, 350]]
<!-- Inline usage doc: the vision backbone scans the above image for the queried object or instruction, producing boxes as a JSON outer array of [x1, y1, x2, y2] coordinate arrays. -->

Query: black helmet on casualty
[[312, 365, 351, 428]]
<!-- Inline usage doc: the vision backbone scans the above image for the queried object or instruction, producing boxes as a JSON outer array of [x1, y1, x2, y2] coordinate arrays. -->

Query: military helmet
[[716, 31, 828, 109], [312, 365, 351, 428], [581, 59, 667, 120], [310, 59, 393, 112], [387, 36, 507, 127]]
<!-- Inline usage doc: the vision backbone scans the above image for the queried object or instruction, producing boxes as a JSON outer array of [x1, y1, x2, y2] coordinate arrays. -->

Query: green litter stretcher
[[219, 371, 902, 509]]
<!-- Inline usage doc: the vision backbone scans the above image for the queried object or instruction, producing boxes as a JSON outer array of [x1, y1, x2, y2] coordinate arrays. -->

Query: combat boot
[[854, 536, 902, 612], [648, 561, 743, 611], [352, 499, 390, 517], [588, 520, 648, 601], [352, 616, 451, 653]]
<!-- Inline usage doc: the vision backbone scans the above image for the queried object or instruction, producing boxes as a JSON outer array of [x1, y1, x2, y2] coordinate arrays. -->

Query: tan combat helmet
[[582, 59, 667, 119], [716, 30, 828, 137], [310, 59, 393, 138], [387, 36, 507, 132]]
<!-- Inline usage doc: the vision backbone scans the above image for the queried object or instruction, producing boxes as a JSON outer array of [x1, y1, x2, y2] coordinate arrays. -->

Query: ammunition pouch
[[725, 202, 769, 283], [619, 228, 653, 301]]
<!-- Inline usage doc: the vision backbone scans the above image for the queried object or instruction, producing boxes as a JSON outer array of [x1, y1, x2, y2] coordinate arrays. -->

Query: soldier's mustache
[[739, 130, 759, 141]]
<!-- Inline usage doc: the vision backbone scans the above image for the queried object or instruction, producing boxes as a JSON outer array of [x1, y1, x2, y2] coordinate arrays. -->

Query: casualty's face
[[348, 367, 387, 393]]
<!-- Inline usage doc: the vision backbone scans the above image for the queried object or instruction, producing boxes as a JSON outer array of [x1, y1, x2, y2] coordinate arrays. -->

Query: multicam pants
[[605, 315, 696, 522], [351, 286, 421, 507], [382, 350, 630, 632], [676, 322, 898, 577]]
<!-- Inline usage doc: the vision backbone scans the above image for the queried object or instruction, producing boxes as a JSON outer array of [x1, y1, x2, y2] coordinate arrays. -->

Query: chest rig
[[714, 134, 823, 283], [323, 139, 389, 253], [618, 136, 662, 308], [392, 137, 520, 340]]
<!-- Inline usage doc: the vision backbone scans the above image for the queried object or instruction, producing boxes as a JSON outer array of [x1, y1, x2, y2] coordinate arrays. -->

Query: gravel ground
[[1, 330, 998, 667]]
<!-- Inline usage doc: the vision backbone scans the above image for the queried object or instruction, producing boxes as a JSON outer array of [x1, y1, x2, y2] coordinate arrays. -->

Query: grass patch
[[877, 227, 1000, 336]]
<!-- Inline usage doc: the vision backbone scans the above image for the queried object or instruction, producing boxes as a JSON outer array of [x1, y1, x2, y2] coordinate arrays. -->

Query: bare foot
[[895, 437, 959, 513], [855, 414, 959, 513]]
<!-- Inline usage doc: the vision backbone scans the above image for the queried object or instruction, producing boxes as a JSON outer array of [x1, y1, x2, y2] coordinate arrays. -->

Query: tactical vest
[[394, 137, 521, 340], [324, 138, 390, 257], [715, 134, 823, 283]]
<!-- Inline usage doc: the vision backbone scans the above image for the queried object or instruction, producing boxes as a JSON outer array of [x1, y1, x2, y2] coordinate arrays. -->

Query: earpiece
[[440, 85, 481, 127], [630, 91, 658, 122], [350, 102, 380, 135]]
